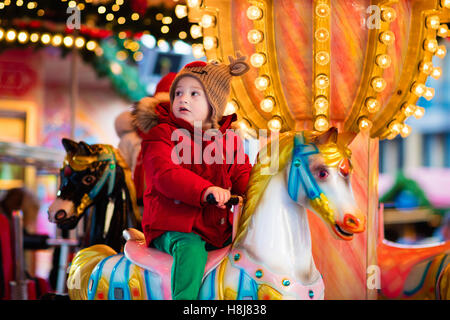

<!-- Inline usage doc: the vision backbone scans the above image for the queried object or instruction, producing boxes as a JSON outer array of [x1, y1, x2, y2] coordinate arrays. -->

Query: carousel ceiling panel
[[191, 0, 449, 139]]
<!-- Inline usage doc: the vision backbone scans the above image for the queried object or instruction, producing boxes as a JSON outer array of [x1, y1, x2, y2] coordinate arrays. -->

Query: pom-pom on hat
[[169, 52, 250, 129]]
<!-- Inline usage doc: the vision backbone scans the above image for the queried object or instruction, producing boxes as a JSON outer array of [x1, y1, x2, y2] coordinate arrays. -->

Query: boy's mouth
[[178, 106, 190, 113]]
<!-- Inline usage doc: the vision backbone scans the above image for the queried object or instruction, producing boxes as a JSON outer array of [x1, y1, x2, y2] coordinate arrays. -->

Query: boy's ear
[[228, 52, 250, 76]]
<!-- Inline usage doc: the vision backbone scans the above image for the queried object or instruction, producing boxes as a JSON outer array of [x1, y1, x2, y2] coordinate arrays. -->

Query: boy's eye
[[175, 90, 183, 96], [191, 91, 199, 96]]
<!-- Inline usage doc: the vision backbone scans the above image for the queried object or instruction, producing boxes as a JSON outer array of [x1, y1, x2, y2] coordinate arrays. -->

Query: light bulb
[[315, 28, 329, 42], [426, 16, 440, 29], [86, 40, 97, 51], [41, 33, 50, 44], [6, 30, 16, 41], [250, 53, 266, 67], [435, 45, 447, 59], [366, 98, 380, 113], [268, 118, 282, 132], [437, 24, 449, 38], [423, 87, 435, 101], [260, 97, 275, 112], [442, 0, 450, 8], [190, 25, 202, 39], [411, 82, 426, 96], [315, 74, 329, 90], [192, 44, 205, 58], [51, 34, 62, 46], [17, 31, 28, 43], [315, 3, 330, 17], [30, 33, 39, 43], [201, 14, 215, 28], [389, 121, 402, 135], [431, 67, 442, 79], [358, 117, 372, 131], [75, 37, 85, 48], [203, 36, 217, 50], [63, 36, 73, 47], [402, 104, 416, 117], [246, 5, 263, 20], [314, 116, 329, 132], [175, 5, 188, 19], [315, 51, 330, 66], [400, 124, 412, 138], [255, 76, 270, 91], [413, 106, 425, 119], [371, 77, 386, 92], [187, 0, 200, 8], [0, 29, 4, 40], [247, 29, 263, 44], [314, 96, 329, 114], [376, 54, 391, 68], [381, 7, 397, 22], [424, 39, 438, 53], [419, 61, 433, 74], [379, 31, 395, 45], [224, 101, 238, 115]]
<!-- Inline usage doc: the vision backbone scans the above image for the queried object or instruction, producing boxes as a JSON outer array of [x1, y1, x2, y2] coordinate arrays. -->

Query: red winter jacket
[[140, 110, 252, 248]]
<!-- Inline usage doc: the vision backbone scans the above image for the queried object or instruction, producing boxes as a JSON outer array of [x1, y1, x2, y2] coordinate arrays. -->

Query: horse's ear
[[62, 138, 79, 154], [337, 132, 357, 147], [314, 127, 338, 145], [78, 141, 93, 155]]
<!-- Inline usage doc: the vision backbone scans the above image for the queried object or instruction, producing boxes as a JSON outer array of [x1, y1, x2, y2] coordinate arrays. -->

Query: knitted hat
[[169, 53, 250, 129]]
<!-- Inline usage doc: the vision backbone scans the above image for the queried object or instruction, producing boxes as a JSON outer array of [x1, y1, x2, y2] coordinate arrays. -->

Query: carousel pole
[[9, 210, 29, 300]]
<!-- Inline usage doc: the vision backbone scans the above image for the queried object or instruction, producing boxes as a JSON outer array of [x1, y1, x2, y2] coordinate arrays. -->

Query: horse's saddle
[[122, 200, 243, 299]]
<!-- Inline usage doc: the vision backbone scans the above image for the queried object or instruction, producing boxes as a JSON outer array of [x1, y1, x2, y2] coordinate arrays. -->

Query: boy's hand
[[203, 186, 231, 209]]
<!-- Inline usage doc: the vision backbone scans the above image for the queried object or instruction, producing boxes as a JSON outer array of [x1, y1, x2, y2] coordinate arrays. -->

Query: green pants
[[152, 231, 207, 300]]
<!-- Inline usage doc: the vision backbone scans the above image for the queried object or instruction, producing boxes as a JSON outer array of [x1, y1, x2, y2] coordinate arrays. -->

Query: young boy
[[133, 54, 252, 299]]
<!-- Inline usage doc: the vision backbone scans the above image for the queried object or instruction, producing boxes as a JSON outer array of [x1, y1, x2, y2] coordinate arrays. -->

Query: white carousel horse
[[66, 128, 365, 300]]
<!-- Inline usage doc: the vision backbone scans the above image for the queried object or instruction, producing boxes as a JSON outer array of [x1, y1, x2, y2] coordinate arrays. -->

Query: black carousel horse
[[48, 138, 142, 253]]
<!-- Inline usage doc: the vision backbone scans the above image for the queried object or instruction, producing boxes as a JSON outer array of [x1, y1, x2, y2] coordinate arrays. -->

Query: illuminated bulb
[[315, 74, 329, 90], [63, 36, 73, 47], [224, 101, 238, 115], [51, 34, 63, 46], [201, 14, 215, 28], [381, 7, 397, 22], [27, 1, 36, 9], [255, 76, 270, 91], [68, 1, 76, 8], [6, 30, 16, 41], [315, 28, 329, 42], [190, 25, 202, 39], [314, 96, 329, 114], [424, 39, 438, 53], [315, 51, 330, 66], [260, 97, 275, 112], [203, 36, 217, 50], [402, 104, 416, 117], [110, 62, 122, 75], [379, 31, 395, 45], [179, 31, 187, 40], [239, 119, 251, 131], [155, 13, 163, 21], [250, 53, 266, 67], [371, 77, 386, 92], [187, 0, 200, 8], [131, 13, 140, 21], [435, 45, 447, 59], [246, 5, 263, 20], [268, 118, 282, 132], [75, 37, 85, 48], [423, 87, 435, 101], [365, 98, 380, 113], [16, 0, 23, 6], [376, 54, 391, 68], [86, 40, 97, 51], [192, 44, 205, 58], [441, 0, 450, 8], [419, 61, 433, 74], [314, 116, 329, 132], [358, 117, 372, 131], [0, 29, 3, 40], [133, 52, 143, 62], [400, 124, 412, 138], [118, 17, 126, 24], [30, 33, 39, 42], [116, 51, 128, 61], [106, 13, 114, 21], [98, 6, 106, 14], [247, 29, 263, 44], [437, 24, 449, 38], [161, 25, 169, 34], [112, 4, 120, 11], [389, 121, 402, 135], [17, 31, 28, 43], [162, 16, 173, 24], [41, 33, 50, 44], [426, 16, 440, 30], [411, 82, 426, 96], [413, 106, 425, 119], [175, 5, 188, 19], [315, 3, 330, 17], [387, 132, 398, 140], [431, 67, 442, 79]]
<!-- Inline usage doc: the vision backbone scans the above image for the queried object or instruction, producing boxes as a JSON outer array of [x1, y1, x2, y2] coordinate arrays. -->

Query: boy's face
[[172, 76, 211, 128]]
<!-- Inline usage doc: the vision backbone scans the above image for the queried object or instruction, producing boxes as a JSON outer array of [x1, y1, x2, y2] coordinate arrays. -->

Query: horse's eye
[[82, 175, 96, 185], [318, 169, 329, 180]]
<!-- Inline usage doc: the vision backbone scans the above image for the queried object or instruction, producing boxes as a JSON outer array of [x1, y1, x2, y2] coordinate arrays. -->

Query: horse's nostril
[[55, 210, 67, 221]]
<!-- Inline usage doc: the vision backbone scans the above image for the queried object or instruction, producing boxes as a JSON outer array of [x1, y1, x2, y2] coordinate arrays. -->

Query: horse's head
[[287, 127, 365, 240], [48, 138, 119, 229]]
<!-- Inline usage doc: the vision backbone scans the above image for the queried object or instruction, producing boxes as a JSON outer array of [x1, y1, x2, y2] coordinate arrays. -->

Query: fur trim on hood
[[131, 92, 170, 133]]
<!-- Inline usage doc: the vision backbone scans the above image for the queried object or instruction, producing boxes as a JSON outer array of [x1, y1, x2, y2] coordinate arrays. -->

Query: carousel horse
[[66, 128, 366, 300], [48, 139, 142, 253]]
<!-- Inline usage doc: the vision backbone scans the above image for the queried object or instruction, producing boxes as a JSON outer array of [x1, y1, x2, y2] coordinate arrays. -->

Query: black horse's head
[[48, 138, 124, 229]]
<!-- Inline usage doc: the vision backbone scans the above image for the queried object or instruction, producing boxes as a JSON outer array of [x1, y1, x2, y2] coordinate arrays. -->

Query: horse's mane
[[233, 130, 352, 246]]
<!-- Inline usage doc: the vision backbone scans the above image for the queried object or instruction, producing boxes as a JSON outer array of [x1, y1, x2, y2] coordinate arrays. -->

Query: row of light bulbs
[[0, 28, 99, 52]]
